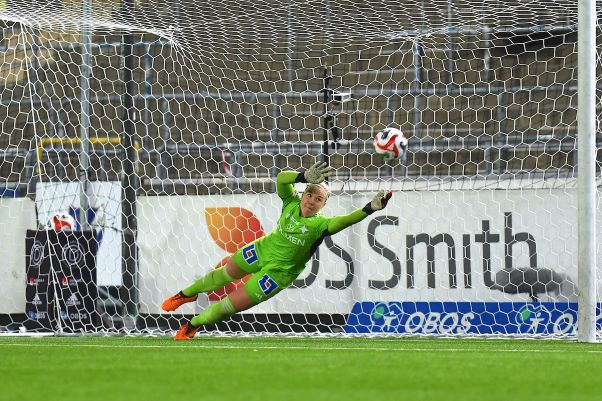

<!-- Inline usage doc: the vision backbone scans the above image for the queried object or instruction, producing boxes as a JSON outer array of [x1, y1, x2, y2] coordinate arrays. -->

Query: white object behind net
[[0, 0, 598, 336]]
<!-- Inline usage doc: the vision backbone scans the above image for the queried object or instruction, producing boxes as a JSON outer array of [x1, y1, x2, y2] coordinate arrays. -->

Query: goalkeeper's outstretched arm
[[276, 161, 333, 199], [327, 190, 393, 235]]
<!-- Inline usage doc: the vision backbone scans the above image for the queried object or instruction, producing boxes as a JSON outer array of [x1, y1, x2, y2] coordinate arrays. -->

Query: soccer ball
[[373, 127, 408, 160], [46, 212, 75, 231]]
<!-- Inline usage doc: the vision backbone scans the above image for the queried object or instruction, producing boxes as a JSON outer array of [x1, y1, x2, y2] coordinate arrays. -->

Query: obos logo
[[515, 304, 552, 333], [29, 240, 44, 268], [370, 303, 403, 332], [59, 309, 87, 321], [204, 207, 265, 301]]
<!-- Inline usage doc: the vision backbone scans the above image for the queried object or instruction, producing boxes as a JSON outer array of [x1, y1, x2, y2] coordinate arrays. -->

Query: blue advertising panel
[[0, 187, 19, 198], [345, 302, 602, 335]]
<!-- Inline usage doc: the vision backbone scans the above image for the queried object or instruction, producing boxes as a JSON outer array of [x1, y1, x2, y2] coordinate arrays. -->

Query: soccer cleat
[[161, 291, 198, 312], [174, 322, 200, 340]]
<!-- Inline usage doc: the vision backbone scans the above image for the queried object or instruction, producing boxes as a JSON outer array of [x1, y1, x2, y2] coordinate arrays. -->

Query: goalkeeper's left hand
[[362, 190, 393, 214], [303, 161, 333, 184]]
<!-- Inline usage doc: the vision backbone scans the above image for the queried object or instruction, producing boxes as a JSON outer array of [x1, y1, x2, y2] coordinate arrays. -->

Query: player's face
[[300, 187, 328, 217]]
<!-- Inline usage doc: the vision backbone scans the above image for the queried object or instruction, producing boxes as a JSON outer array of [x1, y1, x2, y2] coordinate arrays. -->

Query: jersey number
[[259, 274, 278, 296], [242, 244, 258, 264]]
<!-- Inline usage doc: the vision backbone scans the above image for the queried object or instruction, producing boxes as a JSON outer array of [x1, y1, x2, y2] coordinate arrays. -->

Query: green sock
[[182, 266, 235, 296], [190, 297, 236, 327]]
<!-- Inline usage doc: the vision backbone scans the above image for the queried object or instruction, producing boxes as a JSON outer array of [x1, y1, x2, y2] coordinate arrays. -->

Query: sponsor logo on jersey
[[258, 274, 279, 296], [204, 207, 265, 302], [281, 211, 309, 241], [278, 227, 306, 246], [242, 243, 258, 264]]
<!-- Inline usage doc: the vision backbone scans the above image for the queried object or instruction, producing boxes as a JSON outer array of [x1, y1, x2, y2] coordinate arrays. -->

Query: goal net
[[0, 0, 599, 337]]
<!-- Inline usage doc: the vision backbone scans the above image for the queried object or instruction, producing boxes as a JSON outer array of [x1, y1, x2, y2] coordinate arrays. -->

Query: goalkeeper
[[162, 161, 393, 340]]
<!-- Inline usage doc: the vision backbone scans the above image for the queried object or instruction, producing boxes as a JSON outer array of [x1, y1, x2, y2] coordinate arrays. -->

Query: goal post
[[577, 0, 597, 343], [0, 0, 599, 339]]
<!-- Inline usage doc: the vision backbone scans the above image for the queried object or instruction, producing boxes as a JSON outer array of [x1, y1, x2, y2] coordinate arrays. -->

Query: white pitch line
[[0, 342, 602, 353]]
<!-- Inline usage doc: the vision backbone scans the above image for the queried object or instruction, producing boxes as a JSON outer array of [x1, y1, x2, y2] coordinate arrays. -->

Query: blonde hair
[[304, 182, 331, 199]]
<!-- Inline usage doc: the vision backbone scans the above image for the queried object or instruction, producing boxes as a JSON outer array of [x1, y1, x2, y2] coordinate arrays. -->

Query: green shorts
[[232, 242, 299, 304]]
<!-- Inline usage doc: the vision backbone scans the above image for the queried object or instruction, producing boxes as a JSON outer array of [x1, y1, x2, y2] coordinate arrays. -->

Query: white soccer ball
[[46, 212, 75, 231], [373, 127, 408, 160]]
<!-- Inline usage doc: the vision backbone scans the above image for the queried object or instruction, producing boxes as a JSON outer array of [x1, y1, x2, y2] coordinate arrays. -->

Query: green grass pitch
[[1, 336, 601, 401]]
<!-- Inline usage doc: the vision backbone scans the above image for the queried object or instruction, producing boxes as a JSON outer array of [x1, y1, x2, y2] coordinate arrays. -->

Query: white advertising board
[[138, 187, 599, 314]]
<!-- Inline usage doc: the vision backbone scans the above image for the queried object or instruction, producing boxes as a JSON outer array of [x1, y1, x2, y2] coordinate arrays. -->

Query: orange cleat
[[161, 292, 198, 312], [174, 322, 200, 340]]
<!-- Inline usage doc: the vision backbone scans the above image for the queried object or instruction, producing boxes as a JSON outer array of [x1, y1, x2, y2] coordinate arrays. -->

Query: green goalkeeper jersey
[[253, 194, 331, 275], [246, 171, 370, 276]]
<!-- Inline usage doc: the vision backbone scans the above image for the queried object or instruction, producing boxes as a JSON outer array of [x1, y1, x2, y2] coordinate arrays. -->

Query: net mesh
[[0, 0, 598, 336]]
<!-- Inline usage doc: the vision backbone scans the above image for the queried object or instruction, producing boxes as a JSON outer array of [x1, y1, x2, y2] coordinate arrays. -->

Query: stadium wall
[[0, 198, 36, 313], [1, 185, 599, 316]]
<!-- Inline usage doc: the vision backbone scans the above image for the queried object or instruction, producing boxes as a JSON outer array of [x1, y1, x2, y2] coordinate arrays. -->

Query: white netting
[[0, 0, 599, 336]]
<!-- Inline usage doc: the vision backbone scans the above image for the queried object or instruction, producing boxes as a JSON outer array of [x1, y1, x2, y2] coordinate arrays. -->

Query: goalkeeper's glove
[[300, 161, 333, 184], [362, 190, 393, 214]]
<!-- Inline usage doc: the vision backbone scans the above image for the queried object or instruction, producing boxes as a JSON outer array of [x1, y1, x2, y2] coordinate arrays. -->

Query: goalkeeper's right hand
[[303, 161, 333, 184], [362, 190, 393, 214]]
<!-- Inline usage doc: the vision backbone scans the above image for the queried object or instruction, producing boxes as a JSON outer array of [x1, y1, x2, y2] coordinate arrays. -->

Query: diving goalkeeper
[[162, 161, 393, 340]]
